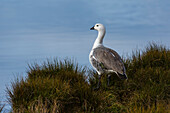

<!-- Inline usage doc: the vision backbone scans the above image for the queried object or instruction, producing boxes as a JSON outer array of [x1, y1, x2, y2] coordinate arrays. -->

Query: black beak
[[90, 26, 94, 30]]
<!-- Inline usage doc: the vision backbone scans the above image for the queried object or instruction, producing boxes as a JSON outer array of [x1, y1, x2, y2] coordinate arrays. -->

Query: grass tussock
[[7, 43, 170, 112], [7, 59, 106, 113]]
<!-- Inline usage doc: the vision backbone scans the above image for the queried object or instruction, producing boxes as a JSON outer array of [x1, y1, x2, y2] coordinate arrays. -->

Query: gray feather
[[92, 46, 125, 75]]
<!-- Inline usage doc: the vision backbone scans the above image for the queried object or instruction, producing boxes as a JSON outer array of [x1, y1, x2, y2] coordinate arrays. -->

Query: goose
[[89, 23, 128, 90]]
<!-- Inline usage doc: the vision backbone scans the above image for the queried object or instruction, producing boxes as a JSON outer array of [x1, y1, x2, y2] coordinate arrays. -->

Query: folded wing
[[93, 46, 125, 75]]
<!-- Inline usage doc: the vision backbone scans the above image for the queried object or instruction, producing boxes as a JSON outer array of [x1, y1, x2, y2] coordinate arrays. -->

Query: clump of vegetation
[[7, 59, 112, 112], [124, 43, 170, 109], [90, 43, 170, 112], [7, 43, 170, 112]]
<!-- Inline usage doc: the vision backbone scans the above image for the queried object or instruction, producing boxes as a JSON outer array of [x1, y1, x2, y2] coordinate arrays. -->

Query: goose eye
[[96, 25, 99, 27]]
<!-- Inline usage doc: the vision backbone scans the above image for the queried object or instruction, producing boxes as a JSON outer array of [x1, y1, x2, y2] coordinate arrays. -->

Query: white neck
[[92, 29, 105, 49]]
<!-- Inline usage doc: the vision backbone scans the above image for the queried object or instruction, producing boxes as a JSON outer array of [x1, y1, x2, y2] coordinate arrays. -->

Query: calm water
[[1, 0, 170, 111]]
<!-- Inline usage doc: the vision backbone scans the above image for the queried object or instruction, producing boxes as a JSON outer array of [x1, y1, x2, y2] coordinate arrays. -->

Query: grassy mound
[[7, 59, 106, 112], [7, 43, 170, 112]]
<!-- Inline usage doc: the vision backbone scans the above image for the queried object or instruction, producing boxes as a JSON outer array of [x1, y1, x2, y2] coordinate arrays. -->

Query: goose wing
[[93, 46, 125, 75]]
